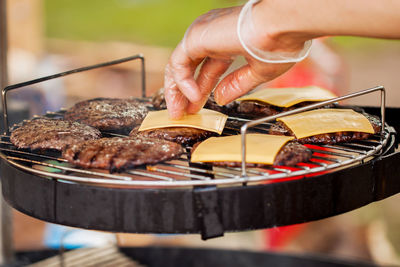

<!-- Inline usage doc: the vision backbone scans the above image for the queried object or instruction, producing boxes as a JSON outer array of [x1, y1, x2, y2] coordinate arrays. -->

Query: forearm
[[253, 0, 400, 50]]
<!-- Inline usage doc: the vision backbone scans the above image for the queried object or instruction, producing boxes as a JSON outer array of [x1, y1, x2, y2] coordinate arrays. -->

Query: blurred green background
[[44, 0, 400, 49], [44, 0, 238, 47]]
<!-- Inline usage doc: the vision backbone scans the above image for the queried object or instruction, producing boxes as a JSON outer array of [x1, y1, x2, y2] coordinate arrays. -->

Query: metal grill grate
[[0, 55, 390, 188], [0, 110, 390, 188]]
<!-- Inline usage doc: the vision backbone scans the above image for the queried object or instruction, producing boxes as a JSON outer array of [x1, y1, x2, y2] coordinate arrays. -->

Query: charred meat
[[269, 113, 381, 144], [10, 118, 101, 151], [63, 136, 184, 172], [130, 126, 216, 146], [237, 100, 318, 118], [64, 98, 148, 134], [151, 87, 167, 109]]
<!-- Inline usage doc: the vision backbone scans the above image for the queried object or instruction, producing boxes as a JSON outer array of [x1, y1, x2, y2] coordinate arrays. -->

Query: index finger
[[164, 64, 188, 119], [169, 42, 203, 103]]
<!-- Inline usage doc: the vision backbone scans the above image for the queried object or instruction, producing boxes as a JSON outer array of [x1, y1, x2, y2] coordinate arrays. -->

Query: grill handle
[[240, 86, 386, 177], [1, 54, 146, 135]]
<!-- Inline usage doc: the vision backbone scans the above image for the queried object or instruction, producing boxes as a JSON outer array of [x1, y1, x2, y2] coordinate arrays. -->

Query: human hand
[[164, 3, 310, 119]]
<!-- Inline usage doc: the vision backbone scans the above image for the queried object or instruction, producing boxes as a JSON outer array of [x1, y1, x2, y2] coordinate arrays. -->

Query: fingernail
[[214, 90, 226, 106]]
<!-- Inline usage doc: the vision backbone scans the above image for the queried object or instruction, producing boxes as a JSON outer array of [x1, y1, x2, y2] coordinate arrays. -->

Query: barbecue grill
[[1, 55, 399, 245]]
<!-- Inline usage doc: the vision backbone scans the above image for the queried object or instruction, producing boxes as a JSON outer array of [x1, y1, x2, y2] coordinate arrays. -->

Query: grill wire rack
[[0, 54, 391, 188]]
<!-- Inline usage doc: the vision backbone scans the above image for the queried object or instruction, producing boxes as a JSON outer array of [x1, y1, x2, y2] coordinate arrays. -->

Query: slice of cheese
[[236, 86, 337, 107], [191, 134, 294, 165], [138, 109, 228, 134], [277, 109, 375, 139]]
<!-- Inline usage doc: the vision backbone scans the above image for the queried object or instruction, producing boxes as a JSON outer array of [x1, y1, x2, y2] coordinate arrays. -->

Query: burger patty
[[64, 98, 148, 134], [10, 118, 101, 151], [63, 136, 184, 172], [152, 87, 167, 109], [237, 100, 317, 118], [152, 87, 238, 114], [269, 113, 381, 144], [130, 126, 216, 146], [192, 141, 312, 167]]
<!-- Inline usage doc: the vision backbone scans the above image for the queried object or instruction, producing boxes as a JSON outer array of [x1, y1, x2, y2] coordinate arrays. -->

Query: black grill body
[[1, 107, 399, 239]]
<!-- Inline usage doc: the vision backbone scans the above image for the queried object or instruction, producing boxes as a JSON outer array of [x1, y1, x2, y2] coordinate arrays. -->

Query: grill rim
[[0, 126, 391, 187]]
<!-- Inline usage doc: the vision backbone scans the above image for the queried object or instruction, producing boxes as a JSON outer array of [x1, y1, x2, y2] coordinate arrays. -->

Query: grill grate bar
[[126, 169, 175, 181], [158, 162, 237, 178], [309, 160, 329, 167], [103, 132, 129, 138], [308, 148, 356, 159], [146, 165, 211, 180], [321, 144, 368, 154], [0, 147, 68, 162], [270, 167, 293, 173], [357, 139, 381, 145], [311, 155, 342, 163], [337, 142, 376, 150], [6, 156, 133, 181], [295, 165, 311, 170], [227, 167, 276, 177]]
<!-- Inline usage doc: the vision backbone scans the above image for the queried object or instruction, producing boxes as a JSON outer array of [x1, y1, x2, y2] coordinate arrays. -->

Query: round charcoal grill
[[1, 56, 399, 240]]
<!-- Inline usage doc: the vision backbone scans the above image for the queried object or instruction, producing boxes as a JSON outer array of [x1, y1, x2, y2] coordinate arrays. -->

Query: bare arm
[[165, 0, 400, 119], [254, 0, 400, 48]]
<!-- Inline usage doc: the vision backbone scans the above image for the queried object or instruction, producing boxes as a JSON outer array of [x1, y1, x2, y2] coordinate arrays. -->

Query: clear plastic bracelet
[[237, 0, 312, 63]]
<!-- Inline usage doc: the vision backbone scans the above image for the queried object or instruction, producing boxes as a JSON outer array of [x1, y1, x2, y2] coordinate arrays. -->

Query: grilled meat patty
[[10, 118, 101, 151], [269, 113, 381, 144], [152, 88, 238, 114], [63, 136, 184, 172], [192, 141, 312, 167], [64, 98, 148, 134], [152, 88, 167, 109], [237, 100, 318, 118], [130, 126, 216, 146]]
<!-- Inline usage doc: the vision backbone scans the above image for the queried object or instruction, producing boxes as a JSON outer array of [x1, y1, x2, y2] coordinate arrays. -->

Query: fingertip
[[186, 103, 203, 114], [168, 108, 185, 120], [214, 85, 228, 106]]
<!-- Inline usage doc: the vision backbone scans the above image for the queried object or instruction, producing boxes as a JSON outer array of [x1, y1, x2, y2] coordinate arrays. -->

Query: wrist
[[250, 0, 316, 53]]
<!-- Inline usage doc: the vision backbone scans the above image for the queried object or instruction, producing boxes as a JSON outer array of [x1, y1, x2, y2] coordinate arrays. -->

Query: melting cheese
[[277, 109, 375, 139], [236, 86, 337, 107], [191, 134, 294, 165], [138, 109, 228, 134]]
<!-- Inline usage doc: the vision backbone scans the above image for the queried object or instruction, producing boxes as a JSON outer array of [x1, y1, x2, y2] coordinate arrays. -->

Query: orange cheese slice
[[138, 109, 228, 135], [191, 134, 294, 165], [277, 109, 375, 139], [236, 86, 337, 107]]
